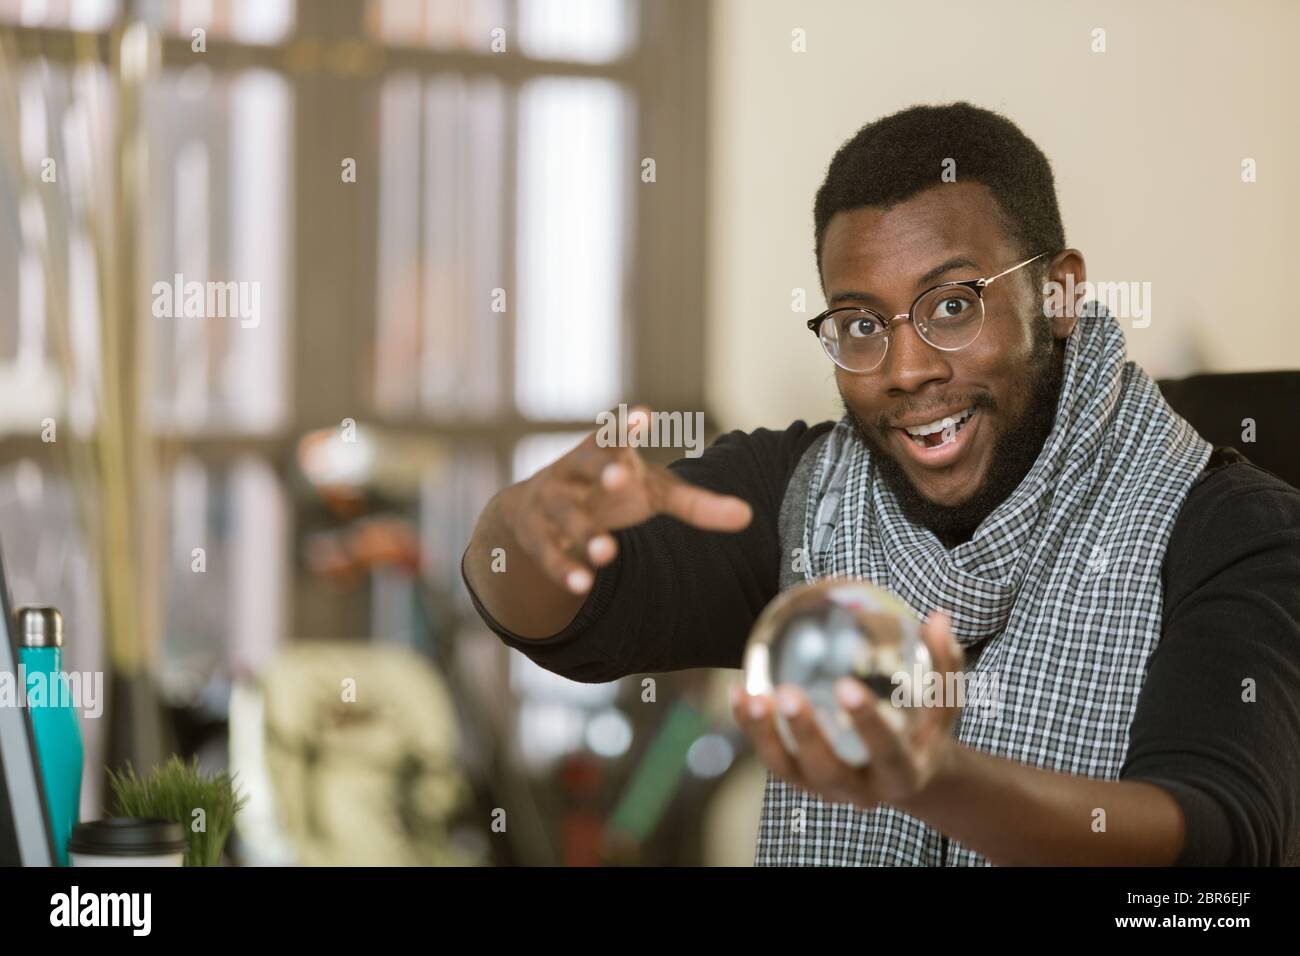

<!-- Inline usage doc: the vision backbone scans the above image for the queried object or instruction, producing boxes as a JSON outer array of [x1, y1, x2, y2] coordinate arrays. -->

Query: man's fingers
[[586, 532, 618, 566], [731, 689, 807, 787], [836, 678, 908, 770], [541, 484, 601, 561], [564, 405, 753, 535], [600, 461, 630, 491], [776, 685, 859, 785], [568, 440, 630, 484], [568, 405, 652, 482], [516, 511, 595, 595], [903, 610, 964, 748], [923, 609, 963, 674], [651, 469, 753, 531]]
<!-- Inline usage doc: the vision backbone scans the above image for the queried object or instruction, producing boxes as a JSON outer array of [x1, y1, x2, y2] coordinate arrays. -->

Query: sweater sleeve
[[460, 419, 835, 684], [1122, 461, 1300, 865]]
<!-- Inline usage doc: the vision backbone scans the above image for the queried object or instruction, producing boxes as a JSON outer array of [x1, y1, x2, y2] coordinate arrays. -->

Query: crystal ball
[[742, 578, 931, 767]]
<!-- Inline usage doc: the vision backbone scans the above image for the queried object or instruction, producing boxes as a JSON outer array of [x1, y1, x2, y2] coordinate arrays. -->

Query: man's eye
[[932, 296, 973, 321], [847, 317, 882, 338]]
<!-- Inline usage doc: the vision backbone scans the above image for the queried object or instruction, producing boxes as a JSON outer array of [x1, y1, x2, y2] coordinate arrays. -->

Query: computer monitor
[[0, 541, 55, 866]]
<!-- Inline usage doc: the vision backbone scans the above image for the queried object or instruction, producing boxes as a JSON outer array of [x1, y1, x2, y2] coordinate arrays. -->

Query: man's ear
[[1042, 249, 1087, 340]]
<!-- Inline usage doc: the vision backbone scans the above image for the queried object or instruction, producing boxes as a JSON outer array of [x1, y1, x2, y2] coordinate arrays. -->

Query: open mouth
[[902, 406, 976, 448], [891, 406, 981, 468]]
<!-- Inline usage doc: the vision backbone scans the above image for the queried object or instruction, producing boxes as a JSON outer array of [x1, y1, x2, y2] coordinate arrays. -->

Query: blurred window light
[[419, 444, 500, 604], [515, 700, 586, 772], [374, 74, 422, 415], [0, 62, 110, 436], [225, 70, 290, 430], [19, 69, 47, 171], [509, 652, 619, 706], [144, 68, 291, 434], [161, 454, 225, 701], [160, 454, 287, 697], [227, 455, 287, 675], [154, 0, 295, 44], [169, 137, 212, 431], [585, 707, 633, 759], [517, 0, 637, 63], [368, 0, 642, 62], [512, 431, 589, 483], [68, 0, 116, 28], [422, 77, 506, 417], [0, 0, 118, 30], [515, 77, 632, 420], [66, 220, 100, 436], [686, 733, 735, 779], [374, 74, 506, 419], [367, 0, 508, 50], [17, 230, 44, 374]]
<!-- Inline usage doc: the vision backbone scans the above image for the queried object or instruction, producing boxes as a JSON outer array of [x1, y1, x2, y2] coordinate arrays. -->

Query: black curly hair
[[813, 102, 1065, 285]]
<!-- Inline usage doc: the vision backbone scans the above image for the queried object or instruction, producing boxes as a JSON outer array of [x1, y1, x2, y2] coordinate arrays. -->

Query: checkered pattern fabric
[[755, 309, 1211, 866]]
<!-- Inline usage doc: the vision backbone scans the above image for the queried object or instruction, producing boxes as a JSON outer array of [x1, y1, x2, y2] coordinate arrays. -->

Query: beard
[[841, 318, 1065, 549]]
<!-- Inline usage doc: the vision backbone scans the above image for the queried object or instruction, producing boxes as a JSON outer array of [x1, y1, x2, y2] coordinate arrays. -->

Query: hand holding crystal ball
[[741, 578, 932, 767]]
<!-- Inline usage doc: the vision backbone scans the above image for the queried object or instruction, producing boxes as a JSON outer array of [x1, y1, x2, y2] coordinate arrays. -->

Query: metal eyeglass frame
[[807, 251, 1050, 372]]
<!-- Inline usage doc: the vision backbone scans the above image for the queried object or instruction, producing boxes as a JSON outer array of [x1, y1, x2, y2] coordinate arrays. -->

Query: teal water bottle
[[18, 606, 84, 866]]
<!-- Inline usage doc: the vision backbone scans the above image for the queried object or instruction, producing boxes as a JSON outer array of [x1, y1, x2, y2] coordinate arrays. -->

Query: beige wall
[[705, 0, 1300, 434]]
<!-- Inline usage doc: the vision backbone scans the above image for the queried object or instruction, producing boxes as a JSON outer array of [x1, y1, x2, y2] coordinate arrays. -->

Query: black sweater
[[463, 419, 1300, 865]]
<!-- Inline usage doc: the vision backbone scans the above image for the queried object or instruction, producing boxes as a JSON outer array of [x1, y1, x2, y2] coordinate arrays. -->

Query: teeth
[[904, 407, 974, 437]]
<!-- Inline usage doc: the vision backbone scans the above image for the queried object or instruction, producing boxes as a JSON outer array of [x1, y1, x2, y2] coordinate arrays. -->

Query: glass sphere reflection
[[742, 578, 931, 767]]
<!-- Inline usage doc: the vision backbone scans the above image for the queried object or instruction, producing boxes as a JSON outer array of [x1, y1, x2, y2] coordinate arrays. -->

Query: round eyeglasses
[[808, 252, 1048, 373]]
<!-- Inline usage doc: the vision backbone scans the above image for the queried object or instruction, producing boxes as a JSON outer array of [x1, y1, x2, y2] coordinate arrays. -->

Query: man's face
[[819, 182, 1071, 540]]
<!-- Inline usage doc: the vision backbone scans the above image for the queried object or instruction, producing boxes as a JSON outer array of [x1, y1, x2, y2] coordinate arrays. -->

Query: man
[[462, 103, 1300, 865]]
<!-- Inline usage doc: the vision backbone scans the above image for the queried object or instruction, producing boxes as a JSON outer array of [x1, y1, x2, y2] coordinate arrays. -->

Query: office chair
[[1158, 370, 1300, 489]]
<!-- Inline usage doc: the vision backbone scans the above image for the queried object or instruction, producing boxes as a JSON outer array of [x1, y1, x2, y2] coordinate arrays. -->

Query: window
[[1, 0, 709, 863]]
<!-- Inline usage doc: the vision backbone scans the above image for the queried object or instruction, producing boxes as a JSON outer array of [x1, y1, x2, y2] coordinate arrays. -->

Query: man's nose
[[880, 320, 952, 394]]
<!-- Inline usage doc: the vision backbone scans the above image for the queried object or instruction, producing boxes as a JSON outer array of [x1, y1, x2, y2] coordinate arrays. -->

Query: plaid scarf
[[755, 309, 1211, 866]]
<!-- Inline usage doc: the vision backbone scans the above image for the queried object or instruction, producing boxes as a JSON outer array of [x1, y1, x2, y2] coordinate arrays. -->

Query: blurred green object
[[607, 702, 710, 844], [108, 755, 248, 866]]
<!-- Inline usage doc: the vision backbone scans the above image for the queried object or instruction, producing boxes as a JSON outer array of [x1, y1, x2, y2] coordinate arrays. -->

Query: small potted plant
[[107, 756, 248, 866]]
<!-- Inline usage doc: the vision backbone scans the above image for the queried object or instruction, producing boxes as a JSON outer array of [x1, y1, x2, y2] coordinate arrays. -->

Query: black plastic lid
[[68, 818, 187, 856]]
